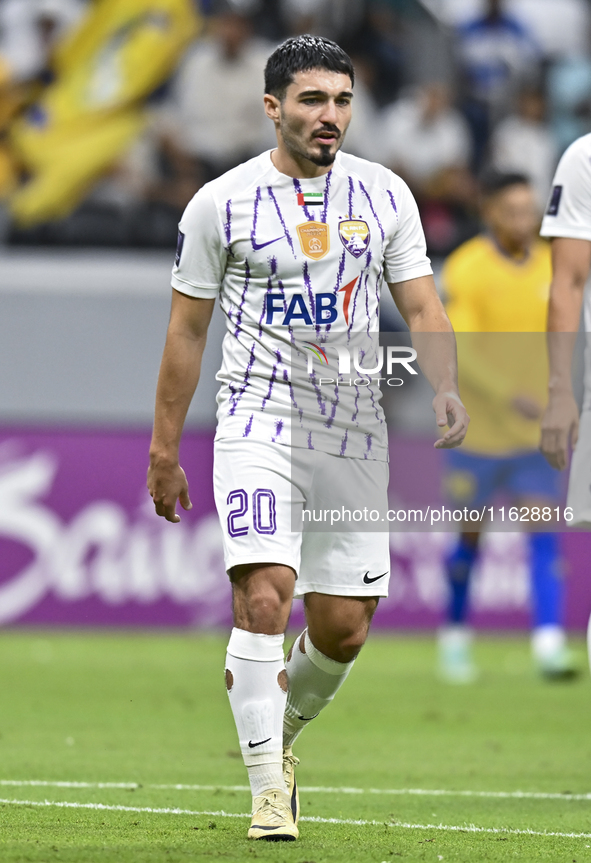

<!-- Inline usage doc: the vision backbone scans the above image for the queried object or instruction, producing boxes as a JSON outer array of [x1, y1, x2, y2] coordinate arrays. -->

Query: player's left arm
[[388, 274, 469, 448]]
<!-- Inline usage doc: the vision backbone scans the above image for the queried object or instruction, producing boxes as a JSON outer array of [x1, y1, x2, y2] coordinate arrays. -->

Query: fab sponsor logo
[[265, 277, 359, 327], [296, 221, 329, 260], [338, 219, 370, 258]]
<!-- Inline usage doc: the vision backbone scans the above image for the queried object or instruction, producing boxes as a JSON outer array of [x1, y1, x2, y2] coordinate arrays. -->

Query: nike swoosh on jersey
[[251, 236, 283, 251], [248, 737, 272, 748], [363, 571, 388, 584]]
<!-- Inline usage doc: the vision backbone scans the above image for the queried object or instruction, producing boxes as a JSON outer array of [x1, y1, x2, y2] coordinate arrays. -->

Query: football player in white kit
[[148, 36, 468, 841], [540, 133, 591, 672]]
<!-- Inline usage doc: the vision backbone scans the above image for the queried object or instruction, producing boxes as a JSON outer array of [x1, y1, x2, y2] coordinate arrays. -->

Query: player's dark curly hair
[[480, 170, 530, 198], [264, 35, 355, 101]]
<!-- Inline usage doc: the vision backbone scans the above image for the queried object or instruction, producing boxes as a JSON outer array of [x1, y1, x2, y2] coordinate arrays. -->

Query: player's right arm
[[540, 237, 590, 469], [148, 291, 215, 522]]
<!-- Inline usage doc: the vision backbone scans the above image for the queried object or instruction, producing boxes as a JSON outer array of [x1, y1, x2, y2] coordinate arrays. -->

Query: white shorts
[[567, 409, 591, 526], [213, 438, 391, 597]]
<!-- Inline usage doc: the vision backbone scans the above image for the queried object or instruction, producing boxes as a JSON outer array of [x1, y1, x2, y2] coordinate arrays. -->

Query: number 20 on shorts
[[227, 488, 277, 536]]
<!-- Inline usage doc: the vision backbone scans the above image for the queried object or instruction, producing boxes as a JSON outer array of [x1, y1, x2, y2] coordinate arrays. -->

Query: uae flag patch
[[297, 191, 323, 206]]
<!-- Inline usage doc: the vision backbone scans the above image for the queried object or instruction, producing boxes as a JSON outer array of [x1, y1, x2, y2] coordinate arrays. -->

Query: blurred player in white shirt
[[148, 35, 468, 842], [540, 132, 591, 669]]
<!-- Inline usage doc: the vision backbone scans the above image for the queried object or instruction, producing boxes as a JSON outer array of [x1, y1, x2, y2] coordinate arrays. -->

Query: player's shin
[[283, 629, 354, 748], [225, 628, 287, 796]]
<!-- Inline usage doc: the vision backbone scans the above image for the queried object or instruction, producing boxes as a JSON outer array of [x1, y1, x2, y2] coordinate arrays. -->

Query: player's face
[[484, 184, 539, 254], [270, 69, 353, 169]]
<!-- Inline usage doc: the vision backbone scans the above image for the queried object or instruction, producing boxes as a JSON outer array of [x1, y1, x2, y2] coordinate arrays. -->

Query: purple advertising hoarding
[[1, 428, 590, 629]]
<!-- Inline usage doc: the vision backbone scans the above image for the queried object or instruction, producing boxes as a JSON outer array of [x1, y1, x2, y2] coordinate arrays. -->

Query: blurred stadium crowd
[[1, 0, 590, 254]]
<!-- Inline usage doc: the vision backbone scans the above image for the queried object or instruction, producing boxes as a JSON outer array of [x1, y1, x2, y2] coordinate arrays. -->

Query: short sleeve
[[540, 136, 591, 242], [171, 186, 227, 298], [383, 176, 433, 284]]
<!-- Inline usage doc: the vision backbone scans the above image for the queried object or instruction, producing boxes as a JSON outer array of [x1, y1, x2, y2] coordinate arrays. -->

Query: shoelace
[[255, 794, 290, 824]]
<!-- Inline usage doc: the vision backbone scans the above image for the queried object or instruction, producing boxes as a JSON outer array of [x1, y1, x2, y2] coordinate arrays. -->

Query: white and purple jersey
[[541, 133, 591, 401], [172, 149, 432, 460]]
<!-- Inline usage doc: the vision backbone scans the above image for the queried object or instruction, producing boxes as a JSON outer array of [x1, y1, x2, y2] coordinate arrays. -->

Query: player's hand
[[511, 395, 543, 421], [433, 391, 470, 449], [540, 390, 579, 471], [147, 456, 192, 523]]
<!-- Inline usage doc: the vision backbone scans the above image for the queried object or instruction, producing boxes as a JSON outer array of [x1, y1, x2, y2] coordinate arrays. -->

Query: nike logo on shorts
[[363, 571, 388, 584], [251, 236, 283, 251], [248, 737, 272, 748]]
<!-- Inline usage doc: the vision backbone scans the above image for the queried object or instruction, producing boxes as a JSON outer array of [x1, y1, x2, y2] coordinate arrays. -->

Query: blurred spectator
[[454, 0, 540, 168], [149, 1, 272, 211], [340, 54, 383, 163], [365, 0, 454, 107], [280, 0, 366, 42], [0, 0, 86, 84], [490, 86, 558, 212], [442, 0, 590, 60], [381, 82, 476, 255], [547, 58, 591, 153], [510, 0, 591, 62], [381, 82, 472, 189]]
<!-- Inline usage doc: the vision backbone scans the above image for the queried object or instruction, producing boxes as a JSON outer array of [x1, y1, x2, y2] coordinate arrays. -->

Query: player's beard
[[279, 117, 343, 167]]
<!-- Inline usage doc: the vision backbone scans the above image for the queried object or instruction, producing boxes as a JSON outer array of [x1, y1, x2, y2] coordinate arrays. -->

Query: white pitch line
[[0, 781, 139, 790], [1, 798, 591, 840], [2, 779, 591, 802]]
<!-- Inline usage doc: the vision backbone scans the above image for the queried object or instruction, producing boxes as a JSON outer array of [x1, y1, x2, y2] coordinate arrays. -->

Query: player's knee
[[321, 624, 369, 663]]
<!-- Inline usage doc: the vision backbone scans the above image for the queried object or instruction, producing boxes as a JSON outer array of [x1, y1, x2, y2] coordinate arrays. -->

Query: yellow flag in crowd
[[9, 0, 201, 226]]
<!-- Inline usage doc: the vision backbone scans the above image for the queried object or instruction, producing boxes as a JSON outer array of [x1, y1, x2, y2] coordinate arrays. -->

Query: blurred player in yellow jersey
[[440, 171, 577, 682]]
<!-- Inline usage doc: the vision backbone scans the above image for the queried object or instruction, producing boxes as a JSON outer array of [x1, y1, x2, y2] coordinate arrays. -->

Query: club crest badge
[[296, 221, 330, 260], [339, 219, 370, 258]]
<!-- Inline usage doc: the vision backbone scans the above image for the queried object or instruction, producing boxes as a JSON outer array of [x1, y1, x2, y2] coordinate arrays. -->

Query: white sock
[[283, 629, 354, 749], [531, 625, 566, 663], [225, 628, 287, 798]]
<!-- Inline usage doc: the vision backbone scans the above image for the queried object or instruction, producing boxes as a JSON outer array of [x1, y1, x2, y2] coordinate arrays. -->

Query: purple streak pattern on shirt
[[352, 384, 361, 424], [340, 428, 348, 456], [224, 199, 232, 247], [368, 384, 382, 424], [320, 170, 332, 224], [268, 186, 295, 256], [250, 186, 262, 250], [233, 258, 251, 338], [302, 260, 317, 333], [258, 256, 285, 337], [323, 385, 339, 429], [261, 363, 277, 412], [285, 367, 304, 425], [243, 413, 254, 437], [309, 371, 328, 418], [272, 419, 284, 442], [347, 177, 354, 219], [229, 342, 256, 416], [387, 189, 398, 218], [359, 181, 384, 242], [261, 349, 282, 412]]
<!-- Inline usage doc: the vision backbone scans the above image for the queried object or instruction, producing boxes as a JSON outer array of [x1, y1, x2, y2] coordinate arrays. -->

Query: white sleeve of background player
[[171, 186, 226, 298], [383, 176, 433, 284], [540, 136, 591, 242]]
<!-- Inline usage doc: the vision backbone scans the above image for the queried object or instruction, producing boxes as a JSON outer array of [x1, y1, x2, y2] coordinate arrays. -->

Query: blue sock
[[446, 535, 479, 624], [529, 533, 563, 627]]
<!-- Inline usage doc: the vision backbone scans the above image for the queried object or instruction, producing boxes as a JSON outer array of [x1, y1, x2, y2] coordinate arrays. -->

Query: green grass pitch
[[1, 631, 591, 862]]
